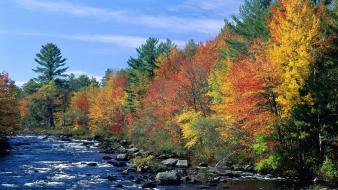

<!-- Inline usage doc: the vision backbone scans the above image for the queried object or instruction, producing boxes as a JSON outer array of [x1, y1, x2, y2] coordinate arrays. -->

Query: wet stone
[[108, 161, 127, 167], [176, 160, 188, 168], [113, 183, 124, 188], [161, 158, 178, 167], [155, 170, 181, 185], [199, 162, 208, 167], [87, 162, 98, 167], [116, 154, 129, 161], [102, 155, 113, 160], [107, 175, 118, 181]]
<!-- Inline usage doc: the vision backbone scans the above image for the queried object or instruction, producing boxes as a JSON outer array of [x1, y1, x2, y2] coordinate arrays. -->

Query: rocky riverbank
[[11, 133, 328, 189], [94, 136, 295, 189]]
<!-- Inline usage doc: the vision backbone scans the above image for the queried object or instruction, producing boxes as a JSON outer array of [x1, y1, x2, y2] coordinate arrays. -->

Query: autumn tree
[[142, 48, 185, 140], [71, 90, 89, 129], [88, 74, 127, 134], [176, 35, 226, 116], [221, 41, 279, 139], [268, 0, 321, 118], [271, 0, 338, 177], [0, 72, 19, 136]]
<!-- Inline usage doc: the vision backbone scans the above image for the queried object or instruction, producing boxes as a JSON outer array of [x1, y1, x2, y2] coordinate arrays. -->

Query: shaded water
[[0, 135, 310, 190]]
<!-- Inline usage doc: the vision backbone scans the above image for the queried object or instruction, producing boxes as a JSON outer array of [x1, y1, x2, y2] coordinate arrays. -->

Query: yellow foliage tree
[[268, 0, 321, 118], [176, 110, 202, 148], [88, 75, 126, 133]]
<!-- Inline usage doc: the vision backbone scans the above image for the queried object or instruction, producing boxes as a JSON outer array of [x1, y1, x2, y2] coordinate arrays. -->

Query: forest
[[1, 0, 337, 185]]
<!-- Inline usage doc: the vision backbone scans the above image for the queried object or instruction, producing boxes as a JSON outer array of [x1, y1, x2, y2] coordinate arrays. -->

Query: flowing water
[[0, 135, 311, 190]]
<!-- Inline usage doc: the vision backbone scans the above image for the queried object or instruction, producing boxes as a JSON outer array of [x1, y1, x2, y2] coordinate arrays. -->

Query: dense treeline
[[1, 0, 336, 182]]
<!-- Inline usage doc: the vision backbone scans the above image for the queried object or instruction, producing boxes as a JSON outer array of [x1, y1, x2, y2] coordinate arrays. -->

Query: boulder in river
[[87, 162, 98, 167], [60, 136, 72, 142], [137, 165, 149, 173], [82, 141, 94, 146], [102, 155, 113, 160], [113, 183, 124, 188], [161, 158, 178, 167], [14, 142, 30, 146], [155, 170, 181, 185], [107, 175, 118, 181], [116, 154, 129, 161]]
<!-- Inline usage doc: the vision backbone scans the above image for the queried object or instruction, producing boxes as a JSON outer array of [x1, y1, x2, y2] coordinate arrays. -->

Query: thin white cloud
[[0, 31, 186, 48], [169, 0, 242, 17], [66, 70, 103, 82], [15, 0, 225, 35]]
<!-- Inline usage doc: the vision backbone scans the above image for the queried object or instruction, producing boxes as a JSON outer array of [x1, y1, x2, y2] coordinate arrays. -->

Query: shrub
[[320, 157, 338, 182], [176, 113, 231, 163], [133, 155, 154, 166]]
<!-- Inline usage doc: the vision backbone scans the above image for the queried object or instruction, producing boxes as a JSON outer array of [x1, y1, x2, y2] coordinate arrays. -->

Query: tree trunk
[[46, 97, 54, 128]]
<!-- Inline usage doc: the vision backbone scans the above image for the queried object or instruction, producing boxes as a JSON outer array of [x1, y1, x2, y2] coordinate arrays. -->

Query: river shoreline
[[3, 133, 335, 190]]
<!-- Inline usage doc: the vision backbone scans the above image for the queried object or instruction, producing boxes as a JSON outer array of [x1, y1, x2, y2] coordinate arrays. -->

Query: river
[[0, 135, 310, 190]]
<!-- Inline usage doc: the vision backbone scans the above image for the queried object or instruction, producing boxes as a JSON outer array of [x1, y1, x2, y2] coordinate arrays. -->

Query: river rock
[[155, 170, 181, 184], [139, 149, 148, 156], [158, 154, 173, 159], [142, 182, 157, 188], [60, 136, 72, 142], [102, 155, 113, 160], [120, 140, 128, 145], [133, 152, 142, 157], [14, 142, 30, 146], [121, 169, 129, 175], [107, 175, 117, 181], [181, 176, 191, 183], [117, 147, 127, 154], [127, 147, 139, 154], [137, 165, 149, 173], [87, 162, 98, 167], [161, 158, 178, 166], [116, 154, 129, 161], [176, 160, 188, 168], [113, 183, 124, 188], [243, 164, 254, 171], [199, 162, 208, 167], [82, 141, 94, 146], [108, 161, 127, 167]]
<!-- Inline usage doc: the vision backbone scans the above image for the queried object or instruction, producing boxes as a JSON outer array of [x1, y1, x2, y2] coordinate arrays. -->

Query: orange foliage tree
[[220, 41, 280, 138], [88, 75, 127, 134], [0, 72, 19, 136], [71, 91, 89, 129]]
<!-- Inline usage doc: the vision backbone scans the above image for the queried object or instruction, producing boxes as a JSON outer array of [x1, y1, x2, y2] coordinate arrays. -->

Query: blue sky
[[0, 0, 244, 86]]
